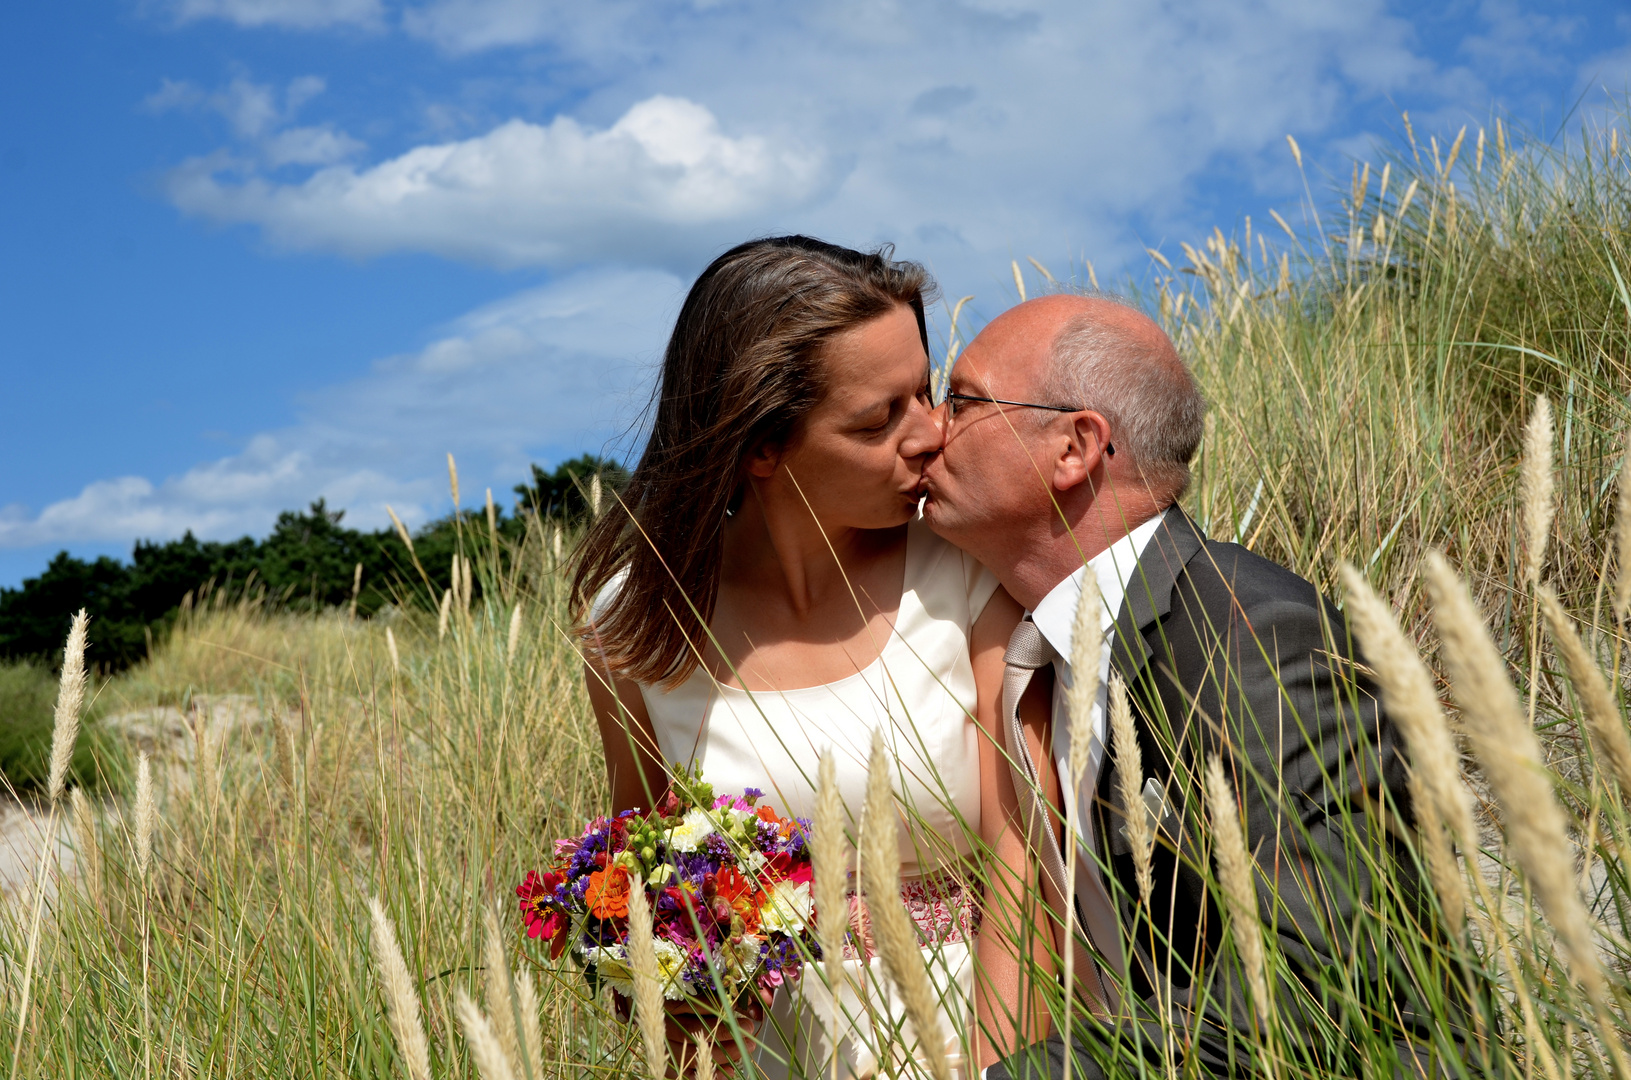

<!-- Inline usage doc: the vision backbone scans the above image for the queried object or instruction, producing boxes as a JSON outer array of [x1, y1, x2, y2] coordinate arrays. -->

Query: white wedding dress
[[627, 518, 998, 1079]]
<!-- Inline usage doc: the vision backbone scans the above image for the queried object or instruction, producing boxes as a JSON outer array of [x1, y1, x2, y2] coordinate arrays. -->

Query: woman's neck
[[721, 484, 896, 618]]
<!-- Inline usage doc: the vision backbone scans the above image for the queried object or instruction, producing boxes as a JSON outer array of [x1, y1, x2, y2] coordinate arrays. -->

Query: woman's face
[[758, 303, 943, 530]]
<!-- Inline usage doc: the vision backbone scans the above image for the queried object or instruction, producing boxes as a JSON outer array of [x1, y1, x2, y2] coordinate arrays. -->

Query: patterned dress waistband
[[839, 867, 981, 961]]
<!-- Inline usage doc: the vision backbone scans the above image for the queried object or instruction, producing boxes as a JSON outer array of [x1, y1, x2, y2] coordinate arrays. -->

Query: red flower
[[537, 911, 568, 958], [517, 870, 570, 958]]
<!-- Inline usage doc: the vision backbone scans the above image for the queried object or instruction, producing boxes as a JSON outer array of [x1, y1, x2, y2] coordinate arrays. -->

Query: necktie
[[1002, 619, 1119, 1013]]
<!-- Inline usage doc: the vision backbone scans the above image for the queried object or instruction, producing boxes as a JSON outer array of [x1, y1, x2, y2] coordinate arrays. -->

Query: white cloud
[[150, 1, 1471, 289], [163, 95, 827, 267], [263, 125, 366, 166], [0, 268, 683, 548], [146, 75, 365, 167], [163, 0, 384, 29]]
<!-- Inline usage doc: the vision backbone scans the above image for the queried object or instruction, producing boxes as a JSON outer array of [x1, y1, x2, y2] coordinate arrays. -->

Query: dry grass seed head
[[515, 968, 542, 1074], [386, 626, 401, 673], [134, 751, 155, 882], [1109, 673, 1154, 909], [1538, 586, 1631, 796], [862, 729, 951, 1080], [482, 905, 522, 1072], [1337, 563, 1476, 847], [1424, 553, 1608, 1003], [47, 608, 89, 802], [693, 1036, 716, 1080], [625, 884, 668, 1079], [456, 990, 518, 1080], [1067, 572, 1104, 787], [368, 897, 433, 1080], [438, 590, 452, 640], [812, 749, 849, 1027], [1520, 394, 1555, 587], [507, 604, 523, 663], [1205, 755, 1270, 1029]]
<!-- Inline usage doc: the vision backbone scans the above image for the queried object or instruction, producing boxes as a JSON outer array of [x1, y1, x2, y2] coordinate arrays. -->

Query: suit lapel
[[1108, 507, 1207, 685], [1099, 508, 1206, 858]]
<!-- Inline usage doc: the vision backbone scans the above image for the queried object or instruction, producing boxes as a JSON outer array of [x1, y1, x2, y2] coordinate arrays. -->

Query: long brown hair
[[572, 236, 933, 687]]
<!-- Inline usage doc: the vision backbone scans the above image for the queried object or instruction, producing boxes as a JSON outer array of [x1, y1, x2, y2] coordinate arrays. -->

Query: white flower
[[760, 879, 814, 934], [666, 808, 716, 852], [586, 945, 633, 997], [741, 849, 767, 874], [651, 938, 690, 1001]]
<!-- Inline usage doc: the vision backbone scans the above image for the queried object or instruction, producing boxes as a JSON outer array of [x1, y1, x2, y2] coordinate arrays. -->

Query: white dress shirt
[[1029, 511, 1165, 889], [978, 512, 1167, 1078]]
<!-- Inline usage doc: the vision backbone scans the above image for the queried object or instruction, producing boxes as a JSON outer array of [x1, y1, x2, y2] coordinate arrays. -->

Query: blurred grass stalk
[[7, 108, 1631, 1078]]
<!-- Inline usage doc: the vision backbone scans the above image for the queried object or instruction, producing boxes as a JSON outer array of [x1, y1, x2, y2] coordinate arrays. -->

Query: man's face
[[920, 326, 1058, 558]]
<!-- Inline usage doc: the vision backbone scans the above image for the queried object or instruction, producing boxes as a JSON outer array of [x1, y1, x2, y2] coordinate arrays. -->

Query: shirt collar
[[1030, 509, 1167, 666]]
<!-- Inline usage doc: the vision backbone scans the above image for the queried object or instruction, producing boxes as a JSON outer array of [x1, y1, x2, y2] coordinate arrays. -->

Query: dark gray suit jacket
[[993, 509, 1456, 1080]]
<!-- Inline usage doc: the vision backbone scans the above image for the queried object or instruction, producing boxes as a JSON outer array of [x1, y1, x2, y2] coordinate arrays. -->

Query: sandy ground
[[0, 694, 265, 903]]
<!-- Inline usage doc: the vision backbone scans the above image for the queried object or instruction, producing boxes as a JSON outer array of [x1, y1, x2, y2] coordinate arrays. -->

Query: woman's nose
[[903, 398, 947, 457]]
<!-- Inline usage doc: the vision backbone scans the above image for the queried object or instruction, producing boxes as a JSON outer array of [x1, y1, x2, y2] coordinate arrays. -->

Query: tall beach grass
[[6, 109, 1631, 1077]]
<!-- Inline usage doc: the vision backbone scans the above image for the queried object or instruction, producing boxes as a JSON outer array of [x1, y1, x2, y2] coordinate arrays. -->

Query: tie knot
[[1004, 618, 1053, 670]]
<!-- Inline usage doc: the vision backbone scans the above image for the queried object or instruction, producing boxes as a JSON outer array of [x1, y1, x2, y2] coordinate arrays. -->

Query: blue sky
[[2, 0, 1629, 587]]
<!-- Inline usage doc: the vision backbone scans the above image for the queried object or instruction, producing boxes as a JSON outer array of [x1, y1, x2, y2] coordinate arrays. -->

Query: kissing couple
[[575, 236, 1421, 1079]]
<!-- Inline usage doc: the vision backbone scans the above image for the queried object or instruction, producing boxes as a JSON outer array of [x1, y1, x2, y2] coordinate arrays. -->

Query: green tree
[[513, 454, 629, 520]]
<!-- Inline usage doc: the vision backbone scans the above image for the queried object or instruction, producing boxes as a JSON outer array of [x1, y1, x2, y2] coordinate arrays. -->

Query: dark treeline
[[0, 455, 627, 673]]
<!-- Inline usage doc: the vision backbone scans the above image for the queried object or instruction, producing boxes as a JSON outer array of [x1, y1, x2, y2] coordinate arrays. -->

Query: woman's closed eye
[[855, 409, 895, 435]]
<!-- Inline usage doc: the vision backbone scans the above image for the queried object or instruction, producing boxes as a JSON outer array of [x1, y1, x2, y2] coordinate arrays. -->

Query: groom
[[921, 294, 1430, 1078]]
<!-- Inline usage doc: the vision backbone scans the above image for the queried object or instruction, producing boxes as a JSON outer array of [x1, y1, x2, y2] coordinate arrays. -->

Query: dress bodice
[[633, 518, 998, 879]]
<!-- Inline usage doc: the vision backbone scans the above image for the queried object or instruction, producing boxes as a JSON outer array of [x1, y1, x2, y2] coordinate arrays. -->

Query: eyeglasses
[[943, 391, 1080, 418], [941, 392, 1114, 454]]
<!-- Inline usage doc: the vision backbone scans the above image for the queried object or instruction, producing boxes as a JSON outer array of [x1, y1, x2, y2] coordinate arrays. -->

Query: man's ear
[[1051, 411, 1113, 493]]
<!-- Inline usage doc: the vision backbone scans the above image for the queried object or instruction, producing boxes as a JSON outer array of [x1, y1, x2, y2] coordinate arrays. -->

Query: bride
[[573, 236, 1042, 1078]]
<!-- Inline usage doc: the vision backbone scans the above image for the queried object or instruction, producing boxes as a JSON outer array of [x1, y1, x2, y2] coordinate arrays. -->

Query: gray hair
[[1037, 294, 1207, 498]]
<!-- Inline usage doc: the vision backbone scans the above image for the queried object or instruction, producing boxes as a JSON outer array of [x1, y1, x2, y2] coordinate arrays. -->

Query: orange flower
[[585, 865, 632, 920], [756, 804, 796, 838], [714, 866, 764, 934]]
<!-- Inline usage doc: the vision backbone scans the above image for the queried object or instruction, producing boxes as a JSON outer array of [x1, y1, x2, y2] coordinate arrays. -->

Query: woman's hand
[[615, 987, 775, 1076]]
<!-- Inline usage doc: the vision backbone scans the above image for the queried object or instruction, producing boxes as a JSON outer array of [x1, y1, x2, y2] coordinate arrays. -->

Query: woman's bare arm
[[971, 588, 1057, 1069], [583, 660, 667, 814]]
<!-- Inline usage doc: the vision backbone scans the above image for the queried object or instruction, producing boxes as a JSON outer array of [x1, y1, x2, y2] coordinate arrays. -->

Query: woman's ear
[[743, 439, 783, 479]]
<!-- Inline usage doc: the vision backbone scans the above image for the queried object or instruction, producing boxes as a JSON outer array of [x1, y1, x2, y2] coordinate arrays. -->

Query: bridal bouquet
[[517, 769, 819, 1005]]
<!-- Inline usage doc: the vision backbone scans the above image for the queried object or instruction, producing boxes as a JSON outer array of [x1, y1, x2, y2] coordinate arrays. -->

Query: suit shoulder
[[1182, 539, 1327, 617]]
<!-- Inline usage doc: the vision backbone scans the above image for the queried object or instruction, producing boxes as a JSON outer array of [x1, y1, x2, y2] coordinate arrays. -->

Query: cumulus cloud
[[153, 0, 1469, 286], [0, 268, 683, 548], [163, 94, 827, 267], [161, 0, 384, 29]]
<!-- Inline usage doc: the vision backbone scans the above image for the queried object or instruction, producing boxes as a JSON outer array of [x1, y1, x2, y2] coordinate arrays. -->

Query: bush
[[0, 659, 122, 796]]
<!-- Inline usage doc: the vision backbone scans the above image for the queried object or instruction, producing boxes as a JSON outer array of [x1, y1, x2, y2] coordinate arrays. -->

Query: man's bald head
[[1000, 293, 1205, 500]]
